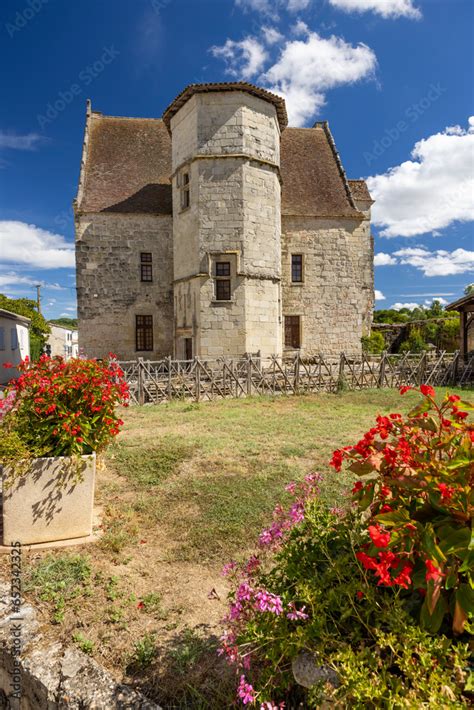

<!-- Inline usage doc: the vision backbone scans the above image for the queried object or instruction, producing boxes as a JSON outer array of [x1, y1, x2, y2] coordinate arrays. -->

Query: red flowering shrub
[[330, 386, 473, 634], [0, 355, 129, 462]]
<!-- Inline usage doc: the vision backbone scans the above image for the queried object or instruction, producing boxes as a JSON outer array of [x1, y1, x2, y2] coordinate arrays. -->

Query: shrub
[[0, 355, 129, 469], [221, 388, 473, 707], [398, 326, 427, 353], [361, 330, 385, 354]]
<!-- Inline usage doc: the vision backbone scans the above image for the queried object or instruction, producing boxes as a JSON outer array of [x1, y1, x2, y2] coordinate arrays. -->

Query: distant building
[[75, 82, 374, 361], [0, 309, 30, 385], [446, 293, 474, 361], [46, 323, 79, 360]]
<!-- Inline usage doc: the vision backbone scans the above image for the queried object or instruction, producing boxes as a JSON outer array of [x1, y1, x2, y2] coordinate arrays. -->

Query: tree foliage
[[0, 294, 50, 361]]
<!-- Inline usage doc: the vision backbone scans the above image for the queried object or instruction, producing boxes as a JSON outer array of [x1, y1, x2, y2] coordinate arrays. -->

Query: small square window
[[216, 262, 231, 277], [216, 279, 231, 300], [291, 254, 303, 283], [140, 252, 153, 282]]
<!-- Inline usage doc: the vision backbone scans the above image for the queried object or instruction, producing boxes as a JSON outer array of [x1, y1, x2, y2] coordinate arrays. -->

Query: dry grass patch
[[2, 387, 470, 708]]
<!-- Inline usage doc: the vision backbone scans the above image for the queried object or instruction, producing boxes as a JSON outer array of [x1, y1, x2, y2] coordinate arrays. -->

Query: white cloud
[[0, 270, 66, 292], [374, 289, 386, 300], [329, 0, 421, 19], [398, 292, 455, 297], [235, 0, 312, 14], [262, 26, 284, 45], [374, 252, 397, 266], [424, 297, 448, 306], [210, 37, 268, 80], [367, 118, 474, 237], [371, 246, 474, 277], [394, 247, 474, 277], [0, 221, 74, 269], [391, 302, 423, 311], [0, 131, 44, 151]]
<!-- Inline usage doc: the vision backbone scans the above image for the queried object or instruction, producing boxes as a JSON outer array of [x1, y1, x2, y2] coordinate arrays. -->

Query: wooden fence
[[116, 350, 473, 405]]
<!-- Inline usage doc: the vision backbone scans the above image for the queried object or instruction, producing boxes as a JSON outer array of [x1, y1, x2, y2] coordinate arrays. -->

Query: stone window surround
[[210, 252, 238, 304], [177, 166, 191, 211]]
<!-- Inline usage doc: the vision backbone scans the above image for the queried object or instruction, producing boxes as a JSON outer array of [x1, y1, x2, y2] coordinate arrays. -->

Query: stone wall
[[281, 216, 373, 357], [170, 91, 282, 359], [76, 212, 173, 360]]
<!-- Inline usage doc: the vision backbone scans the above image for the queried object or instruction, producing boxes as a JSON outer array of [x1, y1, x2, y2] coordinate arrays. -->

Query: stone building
[[74, 82, 374, 361], [46, 323, 79, 360]]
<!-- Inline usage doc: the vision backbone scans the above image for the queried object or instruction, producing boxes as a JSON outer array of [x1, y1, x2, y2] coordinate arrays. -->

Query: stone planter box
[[1, 454, 96, 546]]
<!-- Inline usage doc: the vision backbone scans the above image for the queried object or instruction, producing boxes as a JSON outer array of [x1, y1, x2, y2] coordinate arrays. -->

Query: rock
[[292, 652, 339, 689]]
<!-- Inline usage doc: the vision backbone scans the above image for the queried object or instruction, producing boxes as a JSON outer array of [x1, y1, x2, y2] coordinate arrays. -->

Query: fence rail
[[117, 351, 473, 406]]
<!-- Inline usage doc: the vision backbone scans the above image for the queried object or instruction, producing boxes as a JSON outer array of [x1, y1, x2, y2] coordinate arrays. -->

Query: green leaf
[[420, 594, 447, 633], [459, 399, 474, 411], [456, 584, 474, 616], [438, 527, 470, 556], [418, 416, 439, 433], [422, 525, 446, 564], [408, 399, 432, 418], [374, 510, 410, 527]]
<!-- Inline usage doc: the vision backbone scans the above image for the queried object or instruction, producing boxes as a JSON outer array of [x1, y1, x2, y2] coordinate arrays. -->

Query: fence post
[[195, 358, 201, 402], [337, 352, 345, 391], [167, 356, 172, 400], [138, 357, 145, 406], [294, 353, 300, 393], [378, 351, 386, 389], [452, 351, 459, 386], [246, 355, 252, 396], [418, 351, 427, 385]]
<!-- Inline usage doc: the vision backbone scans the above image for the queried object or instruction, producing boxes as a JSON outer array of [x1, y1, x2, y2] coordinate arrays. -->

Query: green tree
[[0, 294, 50, 361], [49, 317, 78, 329], [464, 283, 474, 295]]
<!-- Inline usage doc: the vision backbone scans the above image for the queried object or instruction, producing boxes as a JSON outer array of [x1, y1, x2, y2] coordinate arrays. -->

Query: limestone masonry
[[74, 82, 374, 360]]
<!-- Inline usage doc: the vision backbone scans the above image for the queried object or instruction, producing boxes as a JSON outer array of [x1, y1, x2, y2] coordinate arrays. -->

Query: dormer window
[[178, 169, 190, 210]]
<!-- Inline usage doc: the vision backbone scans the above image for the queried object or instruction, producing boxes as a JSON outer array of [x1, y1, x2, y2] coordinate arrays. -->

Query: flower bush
[[221, 387, 473, 708], [0, 354, 129, 472]]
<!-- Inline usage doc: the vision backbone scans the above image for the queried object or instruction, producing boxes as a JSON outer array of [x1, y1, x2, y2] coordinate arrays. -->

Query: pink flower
[[238, 675, 256, 705], [236, 583, 253, 602], [254, 590, 283, 615], [286, 602, 308, 621], [289, 501, 304, 525], [222, 561, 237, 577]]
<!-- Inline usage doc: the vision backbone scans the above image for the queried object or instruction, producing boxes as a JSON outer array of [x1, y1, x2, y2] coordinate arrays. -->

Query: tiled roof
[[162, 82, 288, 131], [77, 105, 365, 219], [348, 179, 373, 203], [77, 114, 172, 214], [280, 126, 361, 217]]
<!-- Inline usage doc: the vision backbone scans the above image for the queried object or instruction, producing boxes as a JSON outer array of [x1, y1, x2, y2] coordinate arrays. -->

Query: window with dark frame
[[284, 315, 301, 349], [179, 170, 190, 210], [215, 261, 231, 301], [136, 315, 153, 351], [291, 254, 303, 283], [140, 252, 153, 282]]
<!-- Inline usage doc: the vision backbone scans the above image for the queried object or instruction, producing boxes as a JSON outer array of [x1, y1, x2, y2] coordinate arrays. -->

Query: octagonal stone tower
[[163, 83, 287, 360]]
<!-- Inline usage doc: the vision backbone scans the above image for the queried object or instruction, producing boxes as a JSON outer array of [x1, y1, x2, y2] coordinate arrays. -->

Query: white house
[[0, 309, 31, 385], [46, 323, 79, 360]]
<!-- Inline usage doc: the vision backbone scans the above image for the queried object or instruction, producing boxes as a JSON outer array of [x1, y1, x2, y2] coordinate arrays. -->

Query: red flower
[[356, 551, 378, 571], [137, 601, 145, 610], [399, 385, 411, 395], [330, 449, 344, 472], [2, 362, 13, 369], [425, 559, 444, 583], [356, 591, 364, 599], [437, 482, 455, 501], [368, 524, 391, 549], [393, 562, 413, 590], [448, 394, 460, 403], [420, 384, 435, 398], [352, 481, 364, 494]]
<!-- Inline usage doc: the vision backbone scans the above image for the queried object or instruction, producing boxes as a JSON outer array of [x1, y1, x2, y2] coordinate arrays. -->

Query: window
[[215, 261, 231, 301], [140, 252, 153, 282], [284, 315, 301, 349], [291, 254, 303, 283], [136, 315, 153, 351], [11, 328, 18, 350], [178, 170, 190, 210], [0, 327, 4, 351]]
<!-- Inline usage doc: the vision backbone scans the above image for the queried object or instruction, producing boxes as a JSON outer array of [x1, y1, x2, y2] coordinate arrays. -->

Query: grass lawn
[[3, 387, 470, 708]]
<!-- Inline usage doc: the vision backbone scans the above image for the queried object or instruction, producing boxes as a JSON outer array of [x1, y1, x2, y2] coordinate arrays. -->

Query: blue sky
[[0, 0, 472, 319]]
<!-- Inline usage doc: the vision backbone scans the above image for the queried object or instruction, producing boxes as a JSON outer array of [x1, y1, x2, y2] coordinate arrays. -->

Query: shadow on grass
[[127, 624, 235, 709]]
